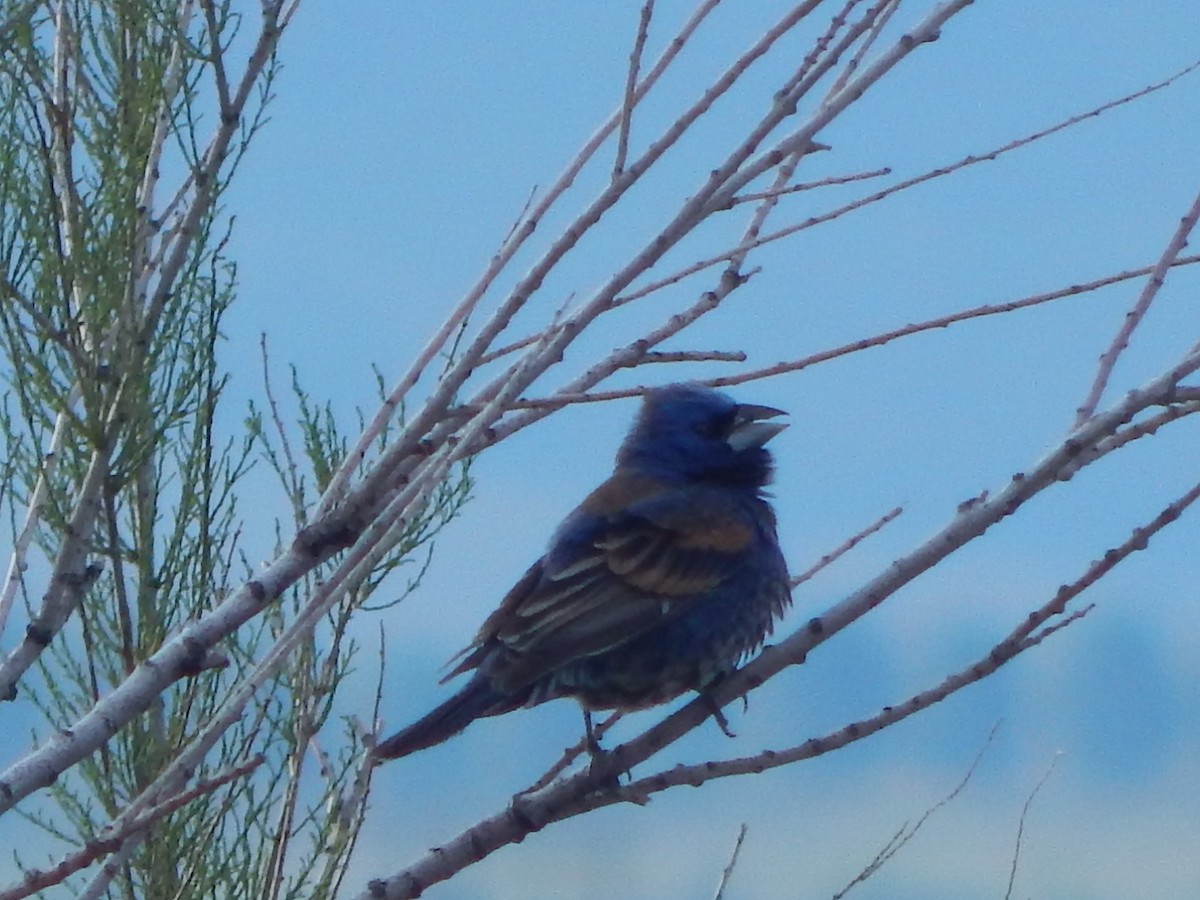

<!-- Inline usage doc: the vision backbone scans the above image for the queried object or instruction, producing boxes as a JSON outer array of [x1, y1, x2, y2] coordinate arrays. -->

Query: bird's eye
[[694, 414, 731, 439]]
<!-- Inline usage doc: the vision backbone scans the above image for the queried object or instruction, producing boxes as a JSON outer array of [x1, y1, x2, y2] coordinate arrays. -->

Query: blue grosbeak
[[373, 383, 791, 761]]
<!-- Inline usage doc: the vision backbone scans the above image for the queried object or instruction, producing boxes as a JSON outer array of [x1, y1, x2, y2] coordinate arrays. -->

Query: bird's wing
[[444, 471, 762, 690]]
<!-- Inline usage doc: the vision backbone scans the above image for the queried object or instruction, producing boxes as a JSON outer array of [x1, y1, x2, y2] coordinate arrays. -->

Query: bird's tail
[[372, 675, 514, 761]]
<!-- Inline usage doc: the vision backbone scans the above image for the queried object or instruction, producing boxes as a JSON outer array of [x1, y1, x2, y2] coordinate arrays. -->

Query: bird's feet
[[586, 753, 622, 793], [578, 715, 619, 792], [583, 709, 603, 758], [699, 686, 738, 738]]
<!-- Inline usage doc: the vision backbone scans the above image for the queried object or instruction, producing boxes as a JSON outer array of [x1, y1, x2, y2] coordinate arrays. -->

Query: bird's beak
[[726, 403, 788, 451]]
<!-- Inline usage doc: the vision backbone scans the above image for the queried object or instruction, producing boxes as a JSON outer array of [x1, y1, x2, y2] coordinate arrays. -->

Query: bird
[[372, 382, 792, 762]]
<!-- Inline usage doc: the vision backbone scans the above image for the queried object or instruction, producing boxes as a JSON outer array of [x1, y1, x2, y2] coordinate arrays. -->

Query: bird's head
[[616, 383, 787, 488]]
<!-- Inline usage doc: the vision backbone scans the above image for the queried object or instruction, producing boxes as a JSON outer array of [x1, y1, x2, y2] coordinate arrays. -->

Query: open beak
[[726, 403, 788, 451]]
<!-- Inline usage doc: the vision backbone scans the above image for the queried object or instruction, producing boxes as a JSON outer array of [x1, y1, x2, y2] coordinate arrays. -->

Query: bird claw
[[712, 705, 736, 738], [710, 710, 729, 739], [583, 709, 603, 757], [581, 709, 627, 791], [702, 692, 737, 738], [586, 752, 622, 794]]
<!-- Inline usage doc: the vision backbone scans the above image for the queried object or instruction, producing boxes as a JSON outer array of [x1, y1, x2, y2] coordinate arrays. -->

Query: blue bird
[[372, 383, 791, 761]]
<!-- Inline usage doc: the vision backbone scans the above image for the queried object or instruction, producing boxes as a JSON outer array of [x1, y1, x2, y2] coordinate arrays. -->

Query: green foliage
[[0, 2, 470, 897]]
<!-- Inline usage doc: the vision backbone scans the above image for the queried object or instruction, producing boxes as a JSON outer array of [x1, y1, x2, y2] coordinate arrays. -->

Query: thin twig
[[613, 0, 654, 179], [832, 723, 999, 899], [504, 253, 1200, 410], [1004, 753, 1063, 900], [1, 756, 264, 900], [712, 823, 748, 900], [727, 167, 891, 206], [823, 0, 900, 100], [629, 349, 747, 366], [1075, 185, 1200, 425], [791, 506, 903, 589], [200, 0, 232, 115], [258, 334, 306, 525], [0, 388, 79, 638], [519, 712, 626, 796], [708, 255, 1200, 390], [699, 0, 970, 214], [629, 56, 1200, 300]]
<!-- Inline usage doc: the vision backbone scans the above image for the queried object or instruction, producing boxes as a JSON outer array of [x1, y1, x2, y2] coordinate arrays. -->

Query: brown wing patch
[[672, 519, 754, 552], [578, 470, 669, 516]]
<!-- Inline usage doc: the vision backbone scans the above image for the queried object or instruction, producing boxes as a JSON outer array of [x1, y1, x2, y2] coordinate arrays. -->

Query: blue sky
[[219, 3, 1200, 898]]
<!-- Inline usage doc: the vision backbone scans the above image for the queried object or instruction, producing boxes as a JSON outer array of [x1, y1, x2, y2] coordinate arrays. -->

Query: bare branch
[[353, 344, 1200, 896], [832, 723, 998, 900], [613, 1, 655, 180], [503, 253, 1200, 408], [790, 506, 903, 590], [652, 56, 1200, 289], [518, 712, 625, 797], [616, 473, 1200, 797], [0, 389, 80, 639], [1075, 185, 1200, 425], [711, 823, 748, 900], [630, 349, 748, 366], [726, 166, 891, 206], [1004, 753, 1063, 900], [0, 756, 263, 900], [708, 255, 1200, 389], [317, 0, 725, 513], [0, 444, 108, 700]]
